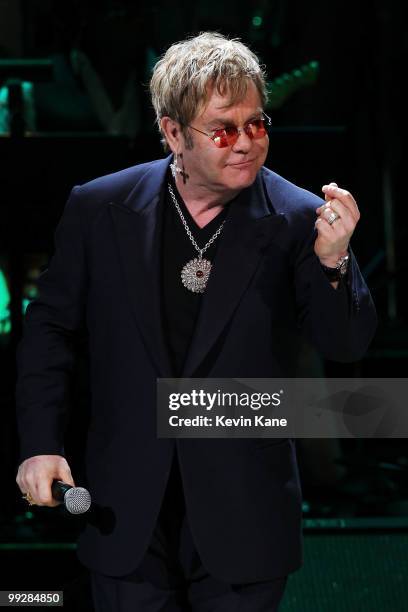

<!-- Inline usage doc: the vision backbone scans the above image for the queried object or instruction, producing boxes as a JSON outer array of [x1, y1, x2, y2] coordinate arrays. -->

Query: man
[[15, 33, 377, 611]]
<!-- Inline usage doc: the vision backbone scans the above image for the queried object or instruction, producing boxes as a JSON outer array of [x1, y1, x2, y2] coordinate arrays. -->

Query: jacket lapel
[[182, 174, 287, 377], [108, 157, 174, 377]]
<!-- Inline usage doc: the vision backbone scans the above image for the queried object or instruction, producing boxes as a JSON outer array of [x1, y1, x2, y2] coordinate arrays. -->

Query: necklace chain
[[167, 184, 226, 257]]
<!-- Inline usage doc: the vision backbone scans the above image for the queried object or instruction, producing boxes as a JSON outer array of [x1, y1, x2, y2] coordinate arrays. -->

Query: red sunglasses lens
[[249, 119, 267, 138], [212, 119, 268, 148], [213, 128, 237, 148]]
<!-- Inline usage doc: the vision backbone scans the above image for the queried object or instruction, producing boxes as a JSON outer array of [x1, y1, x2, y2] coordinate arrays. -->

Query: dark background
[[0, 1, 407, 608]]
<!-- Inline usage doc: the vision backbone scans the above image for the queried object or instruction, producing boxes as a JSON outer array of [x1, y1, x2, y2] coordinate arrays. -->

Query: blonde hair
[[150, 32, 268, 150]]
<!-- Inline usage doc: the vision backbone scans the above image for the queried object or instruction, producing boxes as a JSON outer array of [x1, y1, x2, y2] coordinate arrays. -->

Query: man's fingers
[[58, 468, 76, 488], [315, 217, 333, 236], [37, 477, 57, 506], [320, 199, 356, 233], [321, 184, 359, 219], [36, 468, 75, 506], [324, 182, 337, 202], [25, 469, 53, 506], [17, 455, 75, 507]]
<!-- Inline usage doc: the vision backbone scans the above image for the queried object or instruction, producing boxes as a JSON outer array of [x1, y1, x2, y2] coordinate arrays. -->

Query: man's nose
[[231, 128, 253, 153]]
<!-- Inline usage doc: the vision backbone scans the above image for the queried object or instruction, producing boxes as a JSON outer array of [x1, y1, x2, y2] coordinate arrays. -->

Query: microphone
[[51, 480, 92, 514]]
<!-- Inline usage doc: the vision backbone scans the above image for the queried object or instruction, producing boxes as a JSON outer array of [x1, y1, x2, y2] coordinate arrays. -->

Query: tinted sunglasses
[[186, 113, 272, 148]]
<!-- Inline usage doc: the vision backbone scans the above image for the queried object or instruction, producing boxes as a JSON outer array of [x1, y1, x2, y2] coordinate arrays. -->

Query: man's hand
[[314, 182, 360, 267], [16, 455, 75, 507]]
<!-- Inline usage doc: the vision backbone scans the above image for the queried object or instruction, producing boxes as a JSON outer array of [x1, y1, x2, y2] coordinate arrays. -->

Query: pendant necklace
[[167, 183, 226, 293]]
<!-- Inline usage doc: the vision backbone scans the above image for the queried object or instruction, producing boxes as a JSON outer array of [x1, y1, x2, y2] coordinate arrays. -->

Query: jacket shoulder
[[74, 158, 167, 204]]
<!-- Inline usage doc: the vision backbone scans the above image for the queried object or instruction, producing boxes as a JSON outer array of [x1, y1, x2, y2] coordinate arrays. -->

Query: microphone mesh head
[[64, 487, 92, 514]]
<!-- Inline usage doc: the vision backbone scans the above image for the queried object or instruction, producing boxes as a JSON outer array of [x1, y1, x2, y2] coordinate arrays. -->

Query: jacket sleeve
[[293, 221, 378, 362], [15, 186, 88, 463]]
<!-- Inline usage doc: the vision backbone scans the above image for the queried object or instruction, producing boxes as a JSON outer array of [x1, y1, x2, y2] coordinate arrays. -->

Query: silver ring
[[327, 211, 340, 225]]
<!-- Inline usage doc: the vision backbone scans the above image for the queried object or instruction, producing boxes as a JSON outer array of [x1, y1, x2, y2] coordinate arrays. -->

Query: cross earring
[[170, 153, 180, 179], [170, 153, 189, 184]]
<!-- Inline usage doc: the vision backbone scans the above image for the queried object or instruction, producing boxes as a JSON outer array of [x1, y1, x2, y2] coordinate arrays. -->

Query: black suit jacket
[[16, 155, 377, 582]]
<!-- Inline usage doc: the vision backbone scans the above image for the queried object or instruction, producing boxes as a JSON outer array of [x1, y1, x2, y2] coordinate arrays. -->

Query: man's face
[[180, 80, 269, 197]]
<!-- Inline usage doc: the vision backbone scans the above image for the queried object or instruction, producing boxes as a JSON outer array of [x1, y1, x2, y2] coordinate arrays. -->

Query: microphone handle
[[51, 479, 73, 503]]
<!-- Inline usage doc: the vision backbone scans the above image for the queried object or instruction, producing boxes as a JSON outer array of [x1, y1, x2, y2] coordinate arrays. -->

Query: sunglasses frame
[[186, 112, 272, 148]]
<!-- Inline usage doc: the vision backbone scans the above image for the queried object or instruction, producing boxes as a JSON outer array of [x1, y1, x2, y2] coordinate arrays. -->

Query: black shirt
[[161, 172, 230, 376]]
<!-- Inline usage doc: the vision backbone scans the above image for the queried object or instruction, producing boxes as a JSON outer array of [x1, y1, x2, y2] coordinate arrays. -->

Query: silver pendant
[[181, 257, 212, 293]]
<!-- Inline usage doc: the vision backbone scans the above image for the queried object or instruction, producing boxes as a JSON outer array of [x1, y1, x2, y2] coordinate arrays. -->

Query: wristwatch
[[320, 253, 349, 282]]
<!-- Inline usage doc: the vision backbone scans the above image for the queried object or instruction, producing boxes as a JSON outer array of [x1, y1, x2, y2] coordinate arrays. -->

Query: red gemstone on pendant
[[196, 270, 204, 278]]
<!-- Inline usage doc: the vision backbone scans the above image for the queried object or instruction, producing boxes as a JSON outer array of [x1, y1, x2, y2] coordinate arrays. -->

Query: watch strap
[[320, 253, 349, 282]]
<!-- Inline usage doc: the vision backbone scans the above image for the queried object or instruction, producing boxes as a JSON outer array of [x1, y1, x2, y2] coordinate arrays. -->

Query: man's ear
[[160, 117, 182, 154]]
